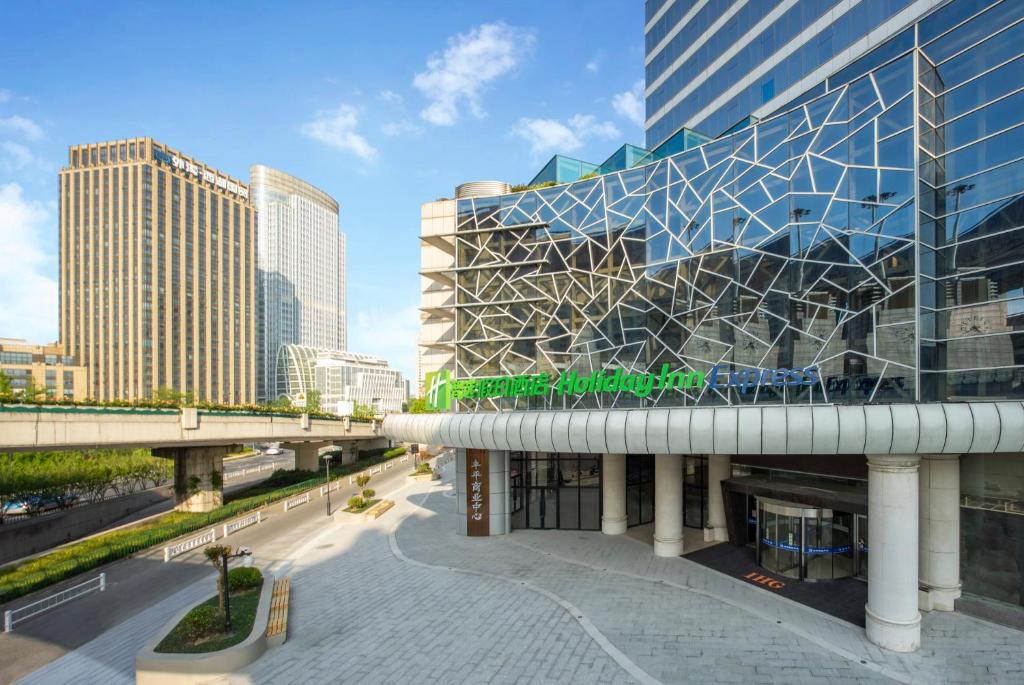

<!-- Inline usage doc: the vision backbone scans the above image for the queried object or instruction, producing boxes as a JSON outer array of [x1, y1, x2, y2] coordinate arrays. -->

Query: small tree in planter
[[362, 488, 375, 499], [355, 474, 371, 489], [204, 544, 233, 614], [347, 495, 365, 510]]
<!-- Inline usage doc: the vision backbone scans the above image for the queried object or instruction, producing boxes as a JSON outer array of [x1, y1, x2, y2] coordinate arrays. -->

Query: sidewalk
[[14, 474, 1024, 684]]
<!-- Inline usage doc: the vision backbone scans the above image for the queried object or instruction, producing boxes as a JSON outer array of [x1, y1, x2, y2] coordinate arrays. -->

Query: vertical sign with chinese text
[[466, 449, 489, 536]]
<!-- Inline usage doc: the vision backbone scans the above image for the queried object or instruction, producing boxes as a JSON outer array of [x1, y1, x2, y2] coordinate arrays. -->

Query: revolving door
[[756, 498, 856, 581]]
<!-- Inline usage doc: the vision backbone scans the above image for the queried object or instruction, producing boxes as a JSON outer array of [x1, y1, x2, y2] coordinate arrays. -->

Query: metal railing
[[223, 511, 261, 537], [163, 528, 217, 562], [319, 482, 340, 496], [223, 460, 289, 481], [4, 573, 106, 632], [283, 493, 309, 512], [961, 494, 1024, 515]]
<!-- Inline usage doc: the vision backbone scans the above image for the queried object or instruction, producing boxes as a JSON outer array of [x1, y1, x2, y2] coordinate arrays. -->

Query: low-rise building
[[275, 344, 406, 414], [0, 339, 89, 400]]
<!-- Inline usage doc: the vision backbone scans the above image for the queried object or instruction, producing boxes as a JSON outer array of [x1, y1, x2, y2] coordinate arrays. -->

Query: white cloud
[[347, 305, 420, 382], [381, 120, 421, 137], [379, 89, 403, 105], [0, 115, 43, 141], [413, 22, 535, 126], [0, 89, 11, 103], [612, 80, 645, 127], [585, 59, 600, 73], [512, 114, 620, 158], [300, 104, 378, 162], [0, 183, 58, 343], [0, 141, 47, 173]]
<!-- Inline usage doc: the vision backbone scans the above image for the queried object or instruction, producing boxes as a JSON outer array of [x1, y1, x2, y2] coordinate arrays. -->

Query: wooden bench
[[364, 499, 395, 520], [266, 577, 290, 647]]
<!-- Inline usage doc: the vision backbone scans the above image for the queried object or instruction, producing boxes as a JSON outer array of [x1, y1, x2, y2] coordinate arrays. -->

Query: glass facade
[[510, 452, 602, 530], [645, 0, 920, 146], [453, 1, 1024, 410]]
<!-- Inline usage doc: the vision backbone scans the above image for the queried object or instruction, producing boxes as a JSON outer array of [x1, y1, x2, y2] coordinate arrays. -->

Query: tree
[[204, 544, 233, 615], [352, 403, 376, 421], [306, 389, 322, 413], [22, 376, 44, 402], [406, 396, 430, 414], [0, 371, 12, 400], [269, 396, 292, 410], [152, 386, 193, 405]]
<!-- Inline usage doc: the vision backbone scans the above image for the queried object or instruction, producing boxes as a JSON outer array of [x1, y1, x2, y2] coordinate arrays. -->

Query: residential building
[[59, 138, 256, 403], [250, 165, 346, 402], [275, 344, 406, 414], [389, 0, 1024, 655], [0, 339, 88, 399]]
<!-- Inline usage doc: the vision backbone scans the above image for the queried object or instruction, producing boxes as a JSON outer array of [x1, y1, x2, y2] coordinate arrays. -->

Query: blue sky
[[0, 0, 644, 381]]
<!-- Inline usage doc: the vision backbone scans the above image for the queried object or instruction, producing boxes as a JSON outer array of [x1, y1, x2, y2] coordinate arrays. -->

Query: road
[[0, 453, 415, 684]]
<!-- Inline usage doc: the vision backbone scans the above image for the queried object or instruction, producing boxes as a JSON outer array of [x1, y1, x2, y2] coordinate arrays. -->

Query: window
[[511, 453, 602, 531], [761, 78, 775, 103]]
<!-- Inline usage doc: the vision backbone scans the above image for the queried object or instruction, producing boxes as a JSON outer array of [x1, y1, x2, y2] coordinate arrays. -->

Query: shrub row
[[0, 397, 370, 422], [0, 450, 399, 602]]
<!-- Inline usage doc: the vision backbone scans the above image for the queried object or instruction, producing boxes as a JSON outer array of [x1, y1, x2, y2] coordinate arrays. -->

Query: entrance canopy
[[383, 402, 1024, 455]]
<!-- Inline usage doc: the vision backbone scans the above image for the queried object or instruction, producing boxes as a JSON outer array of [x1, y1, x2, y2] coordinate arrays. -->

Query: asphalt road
[[0, 454, 416, 684]]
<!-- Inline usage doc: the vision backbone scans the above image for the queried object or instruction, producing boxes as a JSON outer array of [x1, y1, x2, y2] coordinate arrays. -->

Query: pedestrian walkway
[[16, 478, 1024, 684]]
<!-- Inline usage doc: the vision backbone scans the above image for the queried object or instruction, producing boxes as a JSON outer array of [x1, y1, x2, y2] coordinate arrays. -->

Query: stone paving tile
[[16, 475, 1024, 685], [397, 485, 1024, 684]]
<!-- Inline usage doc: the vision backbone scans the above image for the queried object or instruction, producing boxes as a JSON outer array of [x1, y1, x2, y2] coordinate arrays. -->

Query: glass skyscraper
[[644, 0, 944, 147], [250, 165, 346, 402]]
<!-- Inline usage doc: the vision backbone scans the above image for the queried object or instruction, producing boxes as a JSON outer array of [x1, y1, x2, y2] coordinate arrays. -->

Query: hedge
[[0, 398, 376, 423], [0, 450, 400, 602]]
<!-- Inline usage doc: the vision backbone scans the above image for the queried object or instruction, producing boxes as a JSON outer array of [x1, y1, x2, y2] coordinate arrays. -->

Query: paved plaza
[[16, 469, 1024, 685]]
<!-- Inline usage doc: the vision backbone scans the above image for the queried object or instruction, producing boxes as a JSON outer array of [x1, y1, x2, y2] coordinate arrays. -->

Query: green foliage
[[152, 386, 194, 404], [227, 566, 262, 592], [305, 389, 322, 413], [0, 396, 351, 422], [406, 397, 430, 414], [413, 462, 433, 475], [0, 449, 172, 523], [351, 402, 376, 421], [0, 449, 402, 602], [0, 371, 12, 400], [509, 180, 557, 192], [361, 488, 375, 499], [209, 469, 223, 489], [579, 171, 599, 180], [22, 376, 45, 401], [355, 474, 371, 488], [204, 544, 232, 613], [347, 495, 365, 509], [383, 446, 407, 459], [176, 604, 222, 643]]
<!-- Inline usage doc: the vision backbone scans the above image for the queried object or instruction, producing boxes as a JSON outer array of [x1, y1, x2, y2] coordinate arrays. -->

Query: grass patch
[[0, 451, 402, 602], [155, 584, 263, 654], [343, 498, 381, 514]]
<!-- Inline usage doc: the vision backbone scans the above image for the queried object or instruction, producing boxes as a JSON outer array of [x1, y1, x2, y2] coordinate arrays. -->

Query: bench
[[266, 577, 290, 647], [364, 500, 395, 520]]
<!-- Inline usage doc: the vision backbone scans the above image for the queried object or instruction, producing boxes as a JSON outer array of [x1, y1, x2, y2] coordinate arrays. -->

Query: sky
[[0, 0, 644, 382]]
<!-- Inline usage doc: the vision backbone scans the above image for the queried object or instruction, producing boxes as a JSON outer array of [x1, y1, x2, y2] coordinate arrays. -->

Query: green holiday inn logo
[[423, 364, 820, 411]]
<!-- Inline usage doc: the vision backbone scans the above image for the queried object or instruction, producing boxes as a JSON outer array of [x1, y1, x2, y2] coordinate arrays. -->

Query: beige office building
[[59, 138, 256, 403], [0, 339, 89, 400]]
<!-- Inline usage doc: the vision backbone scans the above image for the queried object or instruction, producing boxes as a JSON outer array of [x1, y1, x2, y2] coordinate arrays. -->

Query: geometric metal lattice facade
[[451, 1, 1024, 411]]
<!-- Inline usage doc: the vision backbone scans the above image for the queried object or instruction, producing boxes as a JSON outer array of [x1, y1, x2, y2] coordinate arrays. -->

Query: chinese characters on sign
[[466, 449, 489, 536]]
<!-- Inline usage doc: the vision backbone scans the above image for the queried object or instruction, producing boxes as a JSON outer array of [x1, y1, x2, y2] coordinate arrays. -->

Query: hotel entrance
[[756, 498, 864, 581]]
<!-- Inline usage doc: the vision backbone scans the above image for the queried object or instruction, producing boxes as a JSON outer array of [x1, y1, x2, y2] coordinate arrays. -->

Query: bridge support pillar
[[283, 442, 328, 471], [154, 445, 231, 513]]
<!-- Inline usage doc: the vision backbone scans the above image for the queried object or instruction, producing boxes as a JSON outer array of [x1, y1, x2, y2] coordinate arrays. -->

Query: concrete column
[[865, 454, 921, 653], [155, 446, 229, 513], [654, 453, 684, 557], [284, 442, 326, 471], [919, 454, 961, 612], [602, 453, 627, 535], [707, 454, 731, 542]]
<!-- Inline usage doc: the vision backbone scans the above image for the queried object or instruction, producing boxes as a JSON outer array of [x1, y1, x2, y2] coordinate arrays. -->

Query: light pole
[[221, 547, 253, 633], [323, 453, 333, 516]]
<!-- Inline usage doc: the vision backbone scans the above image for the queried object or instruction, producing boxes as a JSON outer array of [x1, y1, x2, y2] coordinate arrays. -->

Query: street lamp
[[322, 453, 334, 516], [221, 546, 253, 633]]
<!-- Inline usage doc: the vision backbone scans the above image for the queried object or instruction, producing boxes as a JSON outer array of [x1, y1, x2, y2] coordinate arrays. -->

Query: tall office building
[[644, 0, 943, 148], [59, 138, 256, 403], [250, 165, 345, 402]]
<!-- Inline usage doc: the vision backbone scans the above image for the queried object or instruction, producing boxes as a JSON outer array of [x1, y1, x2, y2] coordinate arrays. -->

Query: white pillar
[[919, 454, 961, 612], [602, 453, 627, 535], [707, 454, 731, 542], [654, 453, 684, 557], [284, 442, 325, 471], [865, 454, 921, 653]]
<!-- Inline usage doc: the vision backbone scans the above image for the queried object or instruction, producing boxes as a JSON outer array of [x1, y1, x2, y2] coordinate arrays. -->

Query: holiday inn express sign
[[424, 364, 821, 411]]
